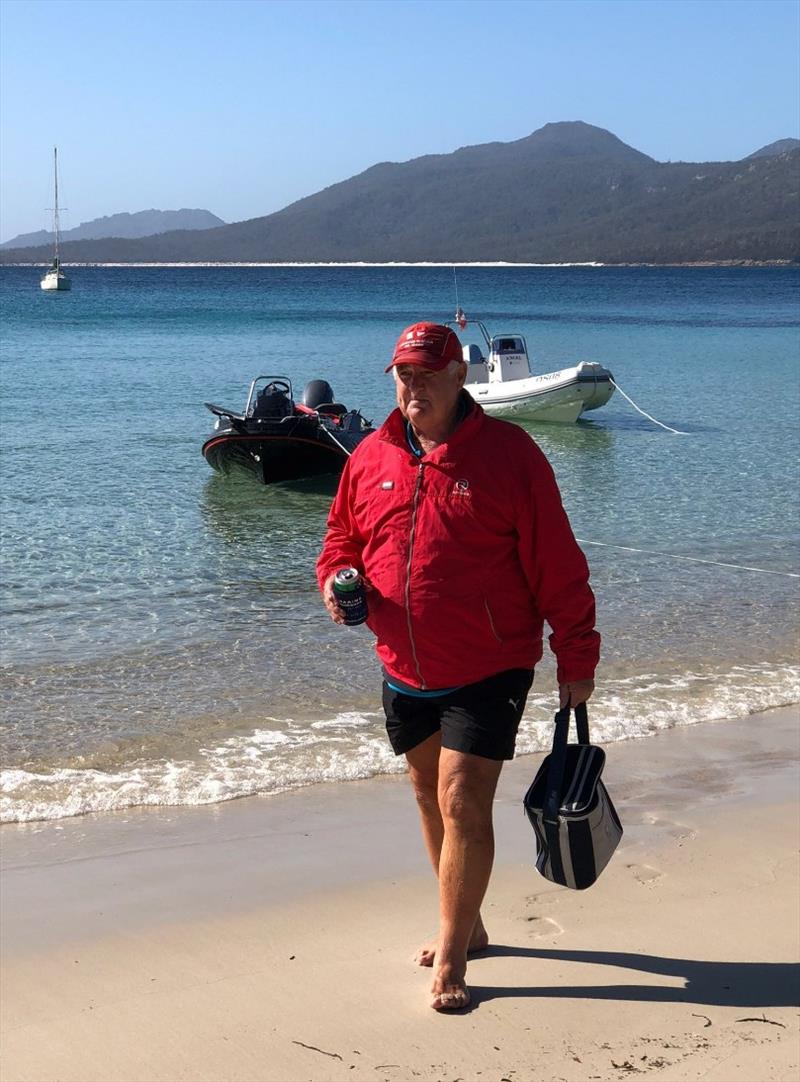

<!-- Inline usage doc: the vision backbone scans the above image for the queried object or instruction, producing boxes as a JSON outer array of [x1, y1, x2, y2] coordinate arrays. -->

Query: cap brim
[[384, 352, 457, 374]]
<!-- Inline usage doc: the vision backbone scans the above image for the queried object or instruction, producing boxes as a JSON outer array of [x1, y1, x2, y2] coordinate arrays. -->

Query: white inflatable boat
[[453, 319, 615, 423]]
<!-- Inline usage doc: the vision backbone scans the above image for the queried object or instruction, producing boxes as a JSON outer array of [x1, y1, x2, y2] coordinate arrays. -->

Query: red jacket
[[317, 400, 600, 690]]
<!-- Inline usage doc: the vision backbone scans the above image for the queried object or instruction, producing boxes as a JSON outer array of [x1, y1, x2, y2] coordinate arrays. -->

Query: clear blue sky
[[1, 0, 798, 242]]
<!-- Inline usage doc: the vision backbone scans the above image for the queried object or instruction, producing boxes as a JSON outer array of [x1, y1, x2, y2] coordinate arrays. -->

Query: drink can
[[333, 567, 368, 626]]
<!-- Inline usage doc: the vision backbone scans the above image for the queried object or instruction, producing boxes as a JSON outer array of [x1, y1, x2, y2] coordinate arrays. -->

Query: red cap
[[385, 322, 464, 373]]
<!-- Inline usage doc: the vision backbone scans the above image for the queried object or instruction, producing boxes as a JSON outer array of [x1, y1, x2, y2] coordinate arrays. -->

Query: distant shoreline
[[1, 259, 796, 268]]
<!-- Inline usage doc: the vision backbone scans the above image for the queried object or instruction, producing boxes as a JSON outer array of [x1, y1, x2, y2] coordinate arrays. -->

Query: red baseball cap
[[385, 322, 464, 373]]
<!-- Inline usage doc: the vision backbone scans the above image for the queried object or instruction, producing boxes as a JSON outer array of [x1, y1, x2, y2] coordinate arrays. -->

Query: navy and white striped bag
[[524, 702, 622, 890]]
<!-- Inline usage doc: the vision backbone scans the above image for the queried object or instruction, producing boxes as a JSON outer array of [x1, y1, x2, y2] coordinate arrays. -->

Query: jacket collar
[[379, 392, 485, 463]]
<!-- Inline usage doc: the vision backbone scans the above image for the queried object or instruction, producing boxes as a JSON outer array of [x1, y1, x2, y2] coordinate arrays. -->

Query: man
[[317, 322, 599, 1011]]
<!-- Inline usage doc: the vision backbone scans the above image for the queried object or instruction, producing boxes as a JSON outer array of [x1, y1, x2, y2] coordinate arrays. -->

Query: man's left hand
[[559, 679, 595, 708]]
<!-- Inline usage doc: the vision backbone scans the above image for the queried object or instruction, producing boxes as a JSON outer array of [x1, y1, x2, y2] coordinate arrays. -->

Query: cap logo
[[385, 321, 461, 373]]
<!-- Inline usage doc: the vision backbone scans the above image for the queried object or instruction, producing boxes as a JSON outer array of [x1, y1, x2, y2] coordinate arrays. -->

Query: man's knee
[[438, 767, 496, 832], [408, 765, 439, 811]]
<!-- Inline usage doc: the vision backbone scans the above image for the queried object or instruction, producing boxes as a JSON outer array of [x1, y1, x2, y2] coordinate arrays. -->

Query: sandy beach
[[2, 706, 798, 1082]]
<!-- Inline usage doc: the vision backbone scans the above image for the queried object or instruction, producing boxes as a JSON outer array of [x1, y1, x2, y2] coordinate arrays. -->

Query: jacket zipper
[[484, 598, 503, 642], [404, 462, 426, 688]]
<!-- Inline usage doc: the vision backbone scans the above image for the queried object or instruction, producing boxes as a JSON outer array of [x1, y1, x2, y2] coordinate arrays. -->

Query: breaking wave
[[2, 663, 797, 824]]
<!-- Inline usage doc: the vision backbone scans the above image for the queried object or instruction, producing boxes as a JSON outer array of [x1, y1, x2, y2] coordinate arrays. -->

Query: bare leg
[[405, 735, 490, 967], [430, 748, 503, 1010], [405, 732, 444, 873]]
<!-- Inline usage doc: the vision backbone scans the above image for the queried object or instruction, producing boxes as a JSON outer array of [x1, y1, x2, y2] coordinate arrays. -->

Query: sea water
[[1, 265, 798, 822]]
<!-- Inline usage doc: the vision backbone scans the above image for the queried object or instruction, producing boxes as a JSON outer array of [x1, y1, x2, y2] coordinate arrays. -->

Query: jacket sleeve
[[316, 456, 368, 592], [515, 443, 600, 685]]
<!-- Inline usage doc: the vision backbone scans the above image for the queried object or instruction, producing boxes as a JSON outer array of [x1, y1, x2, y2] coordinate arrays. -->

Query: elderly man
[[317, 322, 599, 1011]]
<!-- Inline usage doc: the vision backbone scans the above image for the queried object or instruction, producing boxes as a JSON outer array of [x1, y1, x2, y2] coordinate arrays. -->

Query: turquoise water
[[1, 265, 798, 821]]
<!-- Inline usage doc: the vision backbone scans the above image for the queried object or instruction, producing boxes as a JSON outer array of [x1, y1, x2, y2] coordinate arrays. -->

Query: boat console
[[251, 382, 294, 419], [489, 336, 531, 382]]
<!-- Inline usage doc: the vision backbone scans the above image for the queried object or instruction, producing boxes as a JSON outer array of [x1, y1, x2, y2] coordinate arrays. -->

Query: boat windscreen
[[496, 338, 525, 354]]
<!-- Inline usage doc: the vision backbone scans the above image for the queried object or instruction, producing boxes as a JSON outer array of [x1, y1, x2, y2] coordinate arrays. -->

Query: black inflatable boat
[[202, 376, 375, 485]]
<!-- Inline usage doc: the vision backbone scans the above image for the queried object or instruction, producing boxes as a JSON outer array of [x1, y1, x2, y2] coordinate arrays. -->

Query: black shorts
[[382, 668, 535, 761]]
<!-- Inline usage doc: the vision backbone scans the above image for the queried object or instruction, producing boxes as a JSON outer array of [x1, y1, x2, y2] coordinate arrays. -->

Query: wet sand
[[2, 706, 798, 1082]]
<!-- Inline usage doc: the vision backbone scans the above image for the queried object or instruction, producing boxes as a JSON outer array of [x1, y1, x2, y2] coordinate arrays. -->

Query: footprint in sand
[[524, 915, 564, 938], [524, 891, 558, 909], [643, 815, 697, 842], [627, 863, 664, 885]]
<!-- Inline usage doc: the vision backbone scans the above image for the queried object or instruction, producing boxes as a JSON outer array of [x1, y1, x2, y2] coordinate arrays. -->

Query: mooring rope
[[586, 382, 800, 575], [576, 538, 800, 579], [320, 423, 354, 457], [609, 377, 688, 435]]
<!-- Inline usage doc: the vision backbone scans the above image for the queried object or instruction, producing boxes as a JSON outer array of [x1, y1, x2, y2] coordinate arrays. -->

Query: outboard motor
[[302, 379, 336, 409]]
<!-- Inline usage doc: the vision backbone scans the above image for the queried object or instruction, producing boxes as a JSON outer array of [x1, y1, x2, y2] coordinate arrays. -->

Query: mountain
[[746, 138, 800, 159], [1, 208, 224, 249], [2, 123, 798, 264]]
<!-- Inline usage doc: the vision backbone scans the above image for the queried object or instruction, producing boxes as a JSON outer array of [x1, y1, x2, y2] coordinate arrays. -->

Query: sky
[[1, 0, 798, 242]]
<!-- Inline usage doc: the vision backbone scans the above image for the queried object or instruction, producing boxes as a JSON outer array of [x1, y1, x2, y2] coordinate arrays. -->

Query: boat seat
[[464, 361, 489, 385], [463, 343, 488, 385]]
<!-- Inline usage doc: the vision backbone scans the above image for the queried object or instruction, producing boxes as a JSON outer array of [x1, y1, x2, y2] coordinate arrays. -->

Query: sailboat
[[40, 147, 71, 292]]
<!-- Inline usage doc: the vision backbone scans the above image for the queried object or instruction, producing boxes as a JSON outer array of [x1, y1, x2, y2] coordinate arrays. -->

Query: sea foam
[[2, 663, 796, 825]]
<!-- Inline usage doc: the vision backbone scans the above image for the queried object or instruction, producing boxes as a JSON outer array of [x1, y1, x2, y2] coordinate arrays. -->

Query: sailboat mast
[[53, 147, 61, 265]]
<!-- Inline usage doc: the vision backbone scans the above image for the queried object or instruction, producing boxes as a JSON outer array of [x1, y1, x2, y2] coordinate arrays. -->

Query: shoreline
[[3, 669, 798, 825], [2, 706, 798, 1081], [1, 259, 797, 268]]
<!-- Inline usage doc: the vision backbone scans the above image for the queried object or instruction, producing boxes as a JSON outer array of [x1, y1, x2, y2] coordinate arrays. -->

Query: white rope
[[577, 538, 800, 579], [320, 423, 353, 457], [609, 377, 688, 435]]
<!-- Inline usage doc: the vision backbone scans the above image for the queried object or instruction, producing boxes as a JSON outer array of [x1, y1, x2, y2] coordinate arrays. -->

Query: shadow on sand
[[468, 946, 799, 1010]]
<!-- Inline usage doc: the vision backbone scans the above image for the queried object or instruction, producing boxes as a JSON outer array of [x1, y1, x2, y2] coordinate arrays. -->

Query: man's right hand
[[322, 571, 373, 625], [322, 572, 346, 625]]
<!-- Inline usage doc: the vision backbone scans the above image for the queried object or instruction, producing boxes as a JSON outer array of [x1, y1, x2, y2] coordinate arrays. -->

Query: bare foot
[[430, 965, 471, 1011], [415, 918, 489, 967]]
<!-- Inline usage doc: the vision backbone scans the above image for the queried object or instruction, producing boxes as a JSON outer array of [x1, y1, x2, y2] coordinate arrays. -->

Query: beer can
[[333, 567, 368, 626]]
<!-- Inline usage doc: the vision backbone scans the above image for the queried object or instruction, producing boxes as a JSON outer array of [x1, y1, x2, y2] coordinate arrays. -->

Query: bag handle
[[574, 700, 590, 745], [542, 700, 590, 826]]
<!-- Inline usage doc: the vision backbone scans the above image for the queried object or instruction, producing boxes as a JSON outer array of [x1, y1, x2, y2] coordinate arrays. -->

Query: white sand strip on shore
[[1, 261, 606, 268], [2, 707, 798, 1082]]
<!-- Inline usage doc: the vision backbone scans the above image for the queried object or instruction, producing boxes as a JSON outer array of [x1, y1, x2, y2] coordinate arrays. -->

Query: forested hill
[[3, 123, 798, 264], [1, 209, 224, 250], [747, 138, 800, 159]]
